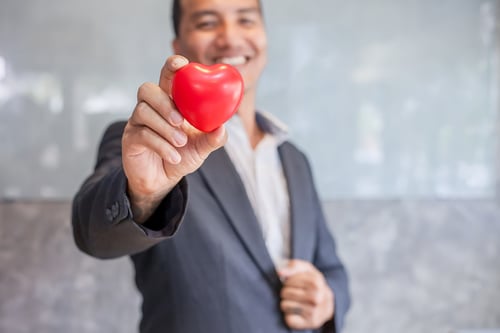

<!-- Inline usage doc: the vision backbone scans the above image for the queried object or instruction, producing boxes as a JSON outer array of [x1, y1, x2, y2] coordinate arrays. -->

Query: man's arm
[[279, 224, 351, 333], [313, 204, 351, 333], [308, 153, 351, 332], [278, 151, 351, 332], [72, 121, 188, 259], [72, 55, 227, 259]]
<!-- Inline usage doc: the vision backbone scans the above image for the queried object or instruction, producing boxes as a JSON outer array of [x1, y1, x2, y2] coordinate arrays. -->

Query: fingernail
[[172, 56, 188, 68], [173, 130, 187, 146], [170, 111, 183, 125], [170, 151, 181, 164]]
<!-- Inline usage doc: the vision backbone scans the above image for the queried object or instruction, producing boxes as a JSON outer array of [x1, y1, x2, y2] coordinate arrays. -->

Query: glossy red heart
[[171, 62, 244, 132]]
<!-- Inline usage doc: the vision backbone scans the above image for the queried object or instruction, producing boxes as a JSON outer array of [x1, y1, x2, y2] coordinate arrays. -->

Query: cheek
[[256, 43, 267, 70], [180, 37, 212, 61], [254, 29, 268, 53]]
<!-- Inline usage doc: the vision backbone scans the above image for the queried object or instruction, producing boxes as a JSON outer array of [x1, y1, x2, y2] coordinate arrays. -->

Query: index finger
[[282, 271, 323, 290], [159, 55, 189, 95], [278, 259, 315, 279]]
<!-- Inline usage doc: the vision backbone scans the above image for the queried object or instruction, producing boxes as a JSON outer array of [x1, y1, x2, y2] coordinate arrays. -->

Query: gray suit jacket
[[72, 121, 350, 333]]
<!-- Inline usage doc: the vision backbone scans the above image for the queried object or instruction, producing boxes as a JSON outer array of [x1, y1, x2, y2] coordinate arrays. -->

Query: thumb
[[204, 125, 228, 152], [185, 124, 228, 161], [159, 55, 189, 95], [278, 259, 313, 279]]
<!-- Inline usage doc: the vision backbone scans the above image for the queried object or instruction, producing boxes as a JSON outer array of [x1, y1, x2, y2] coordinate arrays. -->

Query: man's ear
[[172, 39, 180, 54]]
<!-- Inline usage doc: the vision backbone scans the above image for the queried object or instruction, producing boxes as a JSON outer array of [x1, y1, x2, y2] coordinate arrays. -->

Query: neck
[[237, 89, 264, 149]]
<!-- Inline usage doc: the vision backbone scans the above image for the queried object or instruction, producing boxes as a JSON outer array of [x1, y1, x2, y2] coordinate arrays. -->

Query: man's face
[[173, 0, 267, 94]]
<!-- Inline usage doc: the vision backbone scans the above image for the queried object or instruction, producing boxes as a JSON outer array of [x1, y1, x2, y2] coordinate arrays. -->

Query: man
[[72, 0, 351, 332]]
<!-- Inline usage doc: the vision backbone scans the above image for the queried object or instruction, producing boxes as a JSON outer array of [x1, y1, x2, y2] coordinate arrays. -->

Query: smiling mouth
[[214, 56, 249, 66]]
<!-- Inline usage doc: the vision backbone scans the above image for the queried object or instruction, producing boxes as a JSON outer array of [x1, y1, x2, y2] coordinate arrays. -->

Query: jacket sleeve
[[71, 121, 188, 259]]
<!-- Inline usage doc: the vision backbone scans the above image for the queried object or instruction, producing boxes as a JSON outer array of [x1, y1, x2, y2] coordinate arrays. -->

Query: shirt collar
[[226, 111, 289, 146], [256, 111, 289, 144]]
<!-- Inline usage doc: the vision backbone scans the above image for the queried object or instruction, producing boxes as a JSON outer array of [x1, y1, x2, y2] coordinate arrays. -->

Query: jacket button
[[111, 202, 119, 218], [105, 208, 113, 221]]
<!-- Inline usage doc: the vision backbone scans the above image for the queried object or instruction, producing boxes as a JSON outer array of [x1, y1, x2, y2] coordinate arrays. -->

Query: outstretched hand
[[122, 55, 227, 222]]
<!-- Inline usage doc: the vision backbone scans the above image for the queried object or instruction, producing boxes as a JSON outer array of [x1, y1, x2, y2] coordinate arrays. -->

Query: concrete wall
[[1, 0, 498, 200], [1, 200, 499, 333], [1, 2, 499, 331]]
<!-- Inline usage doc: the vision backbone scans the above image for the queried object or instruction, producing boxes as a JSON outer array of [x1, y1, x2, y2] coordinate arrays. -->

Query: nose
[[215, 21, 243, 49]]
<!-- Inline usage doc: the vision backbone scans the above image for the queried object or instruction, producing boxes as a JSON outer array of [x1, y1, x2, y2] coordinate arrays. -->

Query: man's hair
[[171, 0, 263, 38], [172, 0, 181, 38]]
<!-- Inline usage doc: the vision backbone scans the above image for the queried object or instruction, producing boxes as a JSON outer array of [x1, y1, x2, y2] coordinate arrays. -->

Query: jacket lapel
[[198, 148, 279, 287], [278, 143, 314, 261]]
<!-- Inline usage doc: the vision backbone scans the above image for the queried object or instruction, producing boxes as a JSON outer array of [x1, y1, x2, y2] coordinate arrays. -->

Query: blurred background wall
[[1, 0, 499, 332]]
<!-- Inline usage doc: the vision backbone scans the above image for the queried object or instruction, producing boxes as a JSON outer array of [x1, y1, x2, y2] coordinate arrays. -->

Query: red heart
[[171, 62, 244, 132]]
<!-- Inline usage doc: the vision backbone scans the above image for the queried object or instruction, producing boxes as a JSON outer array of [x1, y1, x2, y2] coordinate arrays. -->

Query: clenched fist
[[278, 259, 335, 330]]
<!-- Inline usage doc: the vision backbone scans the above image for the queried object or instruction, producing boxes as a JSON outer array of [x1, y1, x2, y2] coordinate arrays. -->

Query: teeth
[[217, 56, 247, 66]]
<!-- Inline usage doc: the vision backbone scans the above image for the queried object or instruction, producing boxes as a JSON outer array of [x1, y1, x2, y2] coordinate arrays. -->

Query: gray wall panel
[[1, 200, 499, 333], [0, 0, 498, 199], [1, 1, 500, 332]]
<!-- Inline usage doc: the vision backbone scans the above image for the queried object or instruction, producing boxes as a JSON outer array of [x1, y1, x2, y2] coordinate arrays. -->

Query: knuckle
[[134, 102, 149, 120], [300, 308, 312, 322], [137, 82, 154, 100], [285, 313, 301, 328], [137, 84, 147, 100], [122, 127, 134, 146], [135, 125, 148, 140], [311, 290, 322, 306], [284, 314, 294, 327], [311, 313, 321, 327], [133, 129, 152, 150], [123, 121, 133, 136], [129, 173, 154, 194], [306, 279, 317, 291]]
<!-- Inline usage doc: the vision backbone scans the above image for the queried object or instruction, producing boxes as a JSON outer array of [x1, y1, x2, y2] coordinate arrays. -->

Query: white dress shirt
[[224, 112, 290, 268]]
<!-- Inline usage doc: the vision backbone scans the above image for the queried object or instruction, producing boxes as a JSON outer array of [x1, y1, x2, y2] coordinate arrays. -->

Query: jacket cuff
[[132, 177, 188, 238]]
